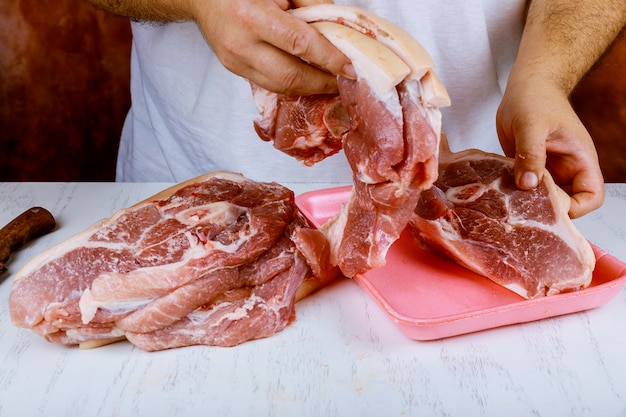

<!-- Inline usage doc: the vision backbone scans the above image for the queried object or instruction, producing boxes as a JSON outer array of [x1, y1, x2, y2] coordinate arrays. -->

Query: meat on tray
[[9, 172, 329, 350], [409, 142, 596, 299], [252, 4, 450, 277]]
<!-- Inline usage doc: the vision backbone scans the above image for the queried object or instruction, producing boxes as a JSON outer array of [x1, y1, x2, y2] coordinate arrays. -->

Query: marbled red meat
[[319, 76, 441, 277], [410, 147, 596, 298], [252, 5, 450, 277], [10, 172, 315, 350], [125, 244, 308, 350], [252, 87, 349, 165]]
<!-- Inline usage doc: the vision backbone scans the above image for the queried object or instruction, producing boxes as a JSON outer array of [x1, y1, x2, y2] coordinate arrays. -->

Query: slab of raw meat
[[9, 172, 318, 350], [252, 5, 450, 277], [252, 87, 349, 166], [409, 145, 596, 299]]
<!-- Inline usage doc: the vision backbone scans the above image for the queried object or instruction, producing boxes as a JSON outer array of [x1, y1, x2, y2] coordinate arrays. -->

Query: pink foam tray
[[295, 186, 626, 340]]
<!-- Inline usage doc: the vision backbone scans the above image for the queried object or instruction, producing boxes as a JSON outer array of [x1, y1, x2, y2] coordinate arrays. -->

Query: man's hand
[[494, 0, 625, 218], [496, 76, 604, 218], [192, 0, 354, 95], [85, 0, 353, 95]]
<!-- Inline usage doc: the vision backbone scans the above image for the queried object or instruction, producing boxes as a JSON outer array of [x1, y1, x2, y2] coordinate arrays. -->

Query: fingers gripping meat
[[253, 6, 449, 175], [252, 5, 450, 276], [9, 172, 322, 350]]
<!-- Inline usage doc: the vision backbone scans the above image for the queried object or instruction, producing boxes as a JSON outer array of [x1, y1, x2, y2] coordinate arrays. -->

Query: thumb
[[513, 124, 547, 190]]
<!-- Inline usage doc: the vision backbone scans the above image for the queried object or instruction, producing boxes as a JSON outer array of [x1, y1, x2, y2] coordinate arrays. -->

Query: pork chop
[[409, 145, 596, 298], [9, 172, 318, 350]]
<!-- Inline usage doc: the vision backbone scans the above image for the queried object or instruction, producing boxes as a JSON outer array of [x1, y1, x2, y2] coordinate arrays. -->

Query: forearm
[[85, 0, 323, 23], [85, 0, 195, 21], [511, 0, 626, 94]]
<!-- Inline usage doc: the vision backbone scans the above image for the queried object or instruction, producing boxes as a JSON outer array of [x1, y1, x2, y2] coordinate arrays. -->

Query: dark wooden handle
[[0, 207, 56, 271]]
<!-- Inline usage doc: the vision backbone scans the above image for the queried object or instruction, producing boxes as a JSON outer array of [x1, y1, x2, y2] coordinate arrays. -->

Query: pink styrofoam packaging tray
[[296, 186, 626, 340]]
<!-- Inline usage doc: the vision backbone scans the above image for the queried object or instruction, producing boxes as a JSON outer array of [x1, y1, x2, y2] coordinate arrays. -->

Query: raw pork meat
[[252, 5, 450, 277], [409, 144, 596, 299], [9, 172, 321, 350], [252, 88, 349, 166]]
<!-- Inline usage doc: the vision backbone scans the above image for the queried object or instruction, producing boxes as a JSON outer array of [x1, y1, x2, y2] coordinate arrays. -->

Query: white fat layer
[[210, 171, 249, 183], [80, 288, 155, 324], [65, 326, 125, 343], [183, 295, 266, 328], [445, 183, 487, 205], [212, 295, 264, 326], [420, 71, 451, 108], [320, 202, 350, 266], [251, 84, 278, 116], [311, 22, 409, 99], [293, 129, 326, 149], [291, 4, 450, 108], [414, 80, 444, 140], [292, 5, 433, 77], [175, 202, 246, 227], [371, 214, 395, 268], [354, 166, 379, 184]]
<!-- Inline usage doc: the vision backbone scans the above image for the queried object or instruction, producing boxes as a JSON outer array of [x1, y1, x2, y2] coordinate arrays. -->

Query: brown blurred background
[[0, 0, 130, 181], [0, 1, 625, 182]]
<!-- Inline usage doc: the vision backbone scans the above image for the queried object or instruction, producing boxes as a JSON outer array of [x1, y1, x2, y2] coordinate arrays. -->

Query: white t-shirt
[[116, 0, 526, 183]]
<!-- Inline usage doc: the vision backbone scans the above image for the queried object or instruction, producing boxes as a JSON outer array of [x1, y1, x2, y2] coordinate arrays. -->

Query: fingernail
[[341, 63, 356, 79], [520, 171, 539, 189]]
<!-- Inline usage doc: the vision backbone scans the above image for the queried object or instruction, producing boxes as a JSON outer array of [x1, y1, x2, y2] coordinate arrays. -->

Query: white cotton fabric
[[116, 0, 527, 183]]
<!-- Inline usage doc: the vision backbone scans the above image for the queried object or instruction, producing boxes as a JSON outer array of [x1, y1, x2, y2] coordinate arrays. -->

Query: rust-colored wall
[[0, 0, 131, 181], [0, 4, 623, 183]]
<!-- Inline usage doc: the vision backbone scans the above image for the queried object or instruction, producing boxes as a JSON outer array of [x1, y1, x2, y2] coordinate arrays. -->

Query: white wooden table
[[1, 182, 625, 416]]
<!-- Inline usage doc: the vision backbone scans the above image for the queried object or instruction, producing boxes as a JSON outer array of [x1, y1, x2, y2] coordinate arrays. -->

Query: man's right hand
[[192, 0, 354, 95]]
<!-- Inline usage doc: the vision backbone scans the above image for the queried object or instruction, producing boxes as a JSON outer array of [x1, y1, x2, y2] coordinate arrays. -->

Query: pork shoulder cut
[[252, 5, 450, 277], [9, 172, 329, 350], [409, 144, 596, 299]]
